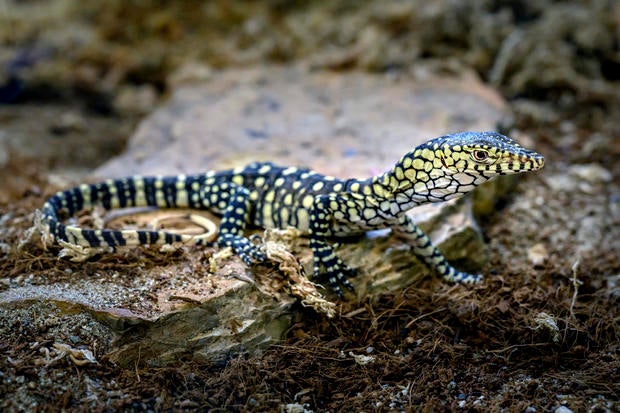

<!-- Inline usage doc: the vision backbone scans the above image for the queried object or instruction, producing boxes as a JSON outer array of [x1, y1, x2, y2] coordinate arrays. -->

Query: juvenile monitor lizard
[[42, 131, 545, 296]]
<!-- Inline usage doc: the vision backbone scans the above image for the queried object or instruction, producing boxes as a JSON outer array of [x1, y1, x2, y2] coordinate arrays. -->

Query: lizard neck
[[366, 147, 465, 213]]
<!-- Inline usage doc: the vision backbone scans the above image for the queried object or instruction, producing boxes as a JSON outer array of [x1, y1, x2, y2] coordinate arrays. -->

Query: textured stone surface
[[8, 66, 511, 366], [97, 66, 507, 178]]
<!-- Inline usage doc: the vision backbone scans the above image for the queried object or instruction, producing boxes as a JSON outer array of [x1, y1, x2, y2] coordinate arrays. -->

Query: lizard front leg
[[308, 194, 356, 296], [392, 214, 482, 284]]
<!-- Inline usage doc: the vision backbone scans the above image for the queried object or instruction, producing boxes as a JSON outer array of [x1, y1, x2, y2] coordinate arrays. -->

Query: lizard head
[[435, 131, 545, 178], [385, 131, 545, 203]]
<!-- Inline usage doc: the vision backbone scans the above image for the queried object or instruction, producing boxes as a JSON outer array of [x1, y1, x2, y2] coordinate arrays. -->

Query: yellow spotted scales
[[42, 131, 544, 296]]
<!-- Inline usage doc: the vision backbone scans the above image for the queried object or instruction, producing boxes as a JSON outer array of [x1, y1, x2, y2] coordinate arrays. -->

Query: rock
[[97, 67, 509, 177], [11, 66, 515, 366]]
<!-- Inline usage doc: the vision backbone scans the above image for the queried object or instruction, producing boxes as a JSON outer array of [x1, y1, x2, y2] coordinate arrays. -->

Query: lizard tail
[[42, 175, 211, 248]]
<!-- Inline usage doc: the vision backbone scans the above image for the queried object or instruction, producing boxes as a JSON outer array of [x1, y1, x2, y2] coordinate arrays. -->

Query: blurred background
[[1, 0, 618, 174]]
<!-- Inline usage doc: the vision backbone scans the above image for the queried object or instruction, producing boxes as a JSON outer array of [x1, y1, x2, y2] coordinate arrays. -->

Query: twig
[[569, 258, 582, 320], [486, 342, 549, 354]]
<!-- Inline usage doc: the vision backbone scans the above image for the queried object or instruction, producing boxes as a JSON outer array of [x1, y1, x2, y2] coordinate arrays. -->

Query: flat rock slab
[[5, 66, 509, 366], [97, 67, 506, 178]]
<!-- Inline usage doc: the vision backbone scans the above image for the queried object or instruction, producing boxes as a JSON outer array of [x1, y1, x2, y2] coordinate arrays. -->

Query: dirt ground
[[1, 1, 619, 411]]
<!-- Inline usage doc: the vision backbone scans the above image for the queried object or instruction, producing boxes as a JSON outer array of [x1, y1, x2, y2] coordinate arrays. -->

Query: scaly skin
[[42, 131, 545, 295]]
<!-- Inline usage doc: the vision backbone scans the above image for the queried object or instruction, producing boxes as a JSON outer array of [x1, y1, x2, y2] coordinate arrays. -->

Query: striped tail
[[42, 175, 211, 248]]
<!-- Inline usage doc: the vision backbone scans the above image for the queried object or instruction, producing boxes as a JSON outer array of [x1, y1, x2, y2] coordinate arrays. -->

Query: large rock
[[6, 66, 510, 366], [96, 67, 507, 179]]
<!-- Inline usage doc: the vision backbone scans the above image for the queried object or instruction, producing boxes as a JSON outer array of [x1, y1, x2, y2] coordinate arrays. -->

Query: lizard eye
[[471, 149, 489, 162]]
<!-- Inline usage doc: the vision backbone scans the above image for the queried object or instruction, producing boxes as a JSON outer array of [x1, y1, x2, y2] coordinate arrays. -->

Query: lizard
[[41, 131, 545, 296]]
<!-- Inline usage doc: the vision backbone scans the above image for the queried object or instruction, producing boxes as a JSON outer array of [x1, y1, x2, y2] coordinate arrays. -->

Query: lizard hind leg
[[213, 185, 266, 265]]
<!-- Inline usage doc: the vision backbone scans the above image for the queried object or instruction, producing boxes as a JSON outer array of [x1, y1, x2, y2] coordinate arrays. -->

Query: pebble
[[554, 406, 573, 413], [167, 61, 213, 87], [114, 85, 158, 115], [527, 243, 548, 267], [544, 163, 611, 194], [50, 112, 87, 135], [533, 312, 560, 343], [544, 174, 578, 193], [569, 163, 612, 184]]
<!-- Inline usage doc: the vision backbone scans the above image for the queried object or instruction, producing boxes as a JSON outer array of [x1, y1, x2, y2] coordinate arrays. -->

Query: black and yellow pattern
[[42, 131, 545, 295]]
